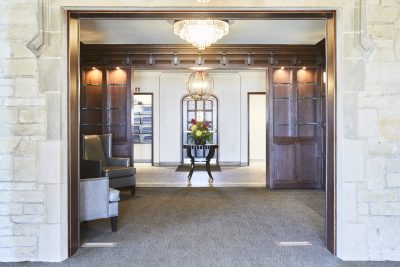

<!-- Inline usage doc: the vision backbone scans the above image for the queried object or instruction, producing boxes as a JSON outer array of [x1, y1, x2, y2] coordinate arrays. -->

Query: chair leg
[[111, 216, 118, 232], [131, 185, 136, 196]]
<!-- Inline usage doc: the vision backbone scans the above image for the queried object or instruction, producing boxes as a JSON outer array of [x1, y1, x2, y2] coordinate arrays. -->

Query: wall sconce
[[323, 71, 327, 84]]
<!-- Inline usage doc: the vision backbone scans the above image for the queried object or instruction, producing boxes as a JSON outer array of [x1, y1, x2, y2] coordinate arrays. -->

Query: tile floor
[[135, 161, 267, 187]]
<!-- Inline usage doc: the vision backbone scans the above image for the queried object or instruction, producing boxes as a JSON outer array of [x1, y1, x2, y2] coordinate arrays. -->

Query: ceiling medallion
[[174, 20, 229, 50], [186, 71, 214, 100]]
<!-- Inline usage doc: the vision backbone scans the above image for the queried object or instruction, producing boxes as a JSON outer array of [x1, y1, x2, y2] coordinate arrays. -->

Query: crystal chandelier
[[174, 20, 229, 50], [186, 71, 214, 100]]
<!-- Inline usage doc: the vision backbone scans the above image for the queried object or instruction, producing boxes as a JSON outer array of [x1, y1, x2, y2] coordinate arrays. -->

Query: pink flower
[[191, 119, 196, 125]]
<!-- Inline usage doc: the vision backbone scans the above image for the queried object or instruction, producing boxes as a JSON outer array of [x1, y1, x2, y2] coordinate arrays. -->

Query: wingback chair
[[81, 133, 136, 195], [80, 177, 120, 232]]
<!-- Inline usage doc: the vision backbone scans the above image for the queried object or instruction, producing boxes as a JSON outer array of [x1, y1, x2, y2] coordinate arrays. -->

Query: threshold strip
[[81, 242, 117, 248], [277, 241, 312, 247]]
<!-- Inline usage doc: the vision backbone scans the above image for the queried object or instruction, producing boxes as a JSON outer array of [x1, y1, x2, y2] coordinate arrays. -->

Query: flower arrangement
[[189, 119, 213, 145]]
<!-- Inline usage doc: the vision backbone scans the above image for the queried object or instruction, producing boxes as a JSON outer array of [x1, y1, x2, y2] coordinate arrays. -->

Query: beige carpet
[[7, 188, 400, 267]]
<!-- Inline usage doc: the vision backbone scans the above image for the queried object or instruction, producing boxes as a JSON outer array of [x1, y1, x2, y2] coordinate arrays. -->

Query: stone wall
[[0, 0, 61, 262], [0, 0, 399, 262]]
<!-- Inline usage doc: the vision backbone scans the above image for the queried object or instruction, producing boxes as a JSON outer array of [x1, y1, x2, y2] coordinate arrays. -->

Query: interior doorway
[[68, 10, 337, 257], [248, 92, 266, 166], [132, 93, 154, 165]]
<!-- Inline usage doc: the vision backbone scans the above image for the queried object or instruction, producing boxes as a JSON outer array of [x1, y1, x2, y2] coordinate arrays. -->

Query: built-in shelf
[[133, 94, 153, 145], [81, 67, 132, 158], [298, 97, 317, 100], [296, 82, 319, 85], [273, 97, 294, 100], [82, 107, 102, 110], [82, 83, 103, 86], [106, 107, 126, 110], [82, 123, 102, 126]]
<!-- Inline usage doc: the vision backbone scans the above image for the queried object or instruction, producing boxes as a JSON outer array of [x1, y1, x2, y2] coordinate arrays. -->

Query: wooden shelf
[[82, 83, 103, 86], [82, 107, 102, 110], [81, 67, 132, 158]]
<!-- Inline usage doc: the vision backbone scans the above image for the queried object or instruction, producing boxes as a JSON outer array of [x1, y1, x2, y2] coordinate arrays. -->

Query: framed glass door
[[182, 95, 218, 164]]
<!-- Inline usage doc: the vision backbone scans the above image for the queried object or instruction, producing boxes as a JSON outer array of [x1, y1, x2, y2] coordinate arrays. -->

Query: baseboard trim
[[219, 161, 241, 166], [159, 162, 181, 166]]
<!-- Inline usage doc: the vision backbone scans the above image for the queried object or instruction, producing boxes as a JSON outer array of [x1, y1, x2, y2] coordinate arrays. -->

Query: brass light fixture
[[186, 71, 214, 100]]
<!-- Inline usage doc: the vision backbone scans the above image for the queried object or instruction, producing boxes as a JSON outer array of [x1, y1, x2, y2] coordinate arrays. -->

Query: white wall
[[158, 73, 188, 164], [133, 70, 266, 165], [249, 94, 266, 161], [239, 71, 267, 164]]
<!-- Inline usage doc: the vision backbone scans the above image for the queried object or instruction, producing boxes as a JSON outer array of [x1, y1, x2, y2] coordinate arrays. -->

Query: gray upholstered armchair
[[80, 177, 120, 231], [81, 133, 136, 195]]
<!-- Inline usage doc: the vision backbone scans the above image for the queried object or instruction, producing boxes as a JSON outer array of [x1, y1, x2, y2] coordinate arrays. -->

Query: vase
[[195, 139, 205, 145]]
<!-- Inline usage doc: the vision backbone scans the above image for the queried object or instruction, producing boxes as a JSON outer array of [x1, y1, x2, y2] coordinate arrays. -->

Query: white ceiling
[[80, 19, 326, 45]]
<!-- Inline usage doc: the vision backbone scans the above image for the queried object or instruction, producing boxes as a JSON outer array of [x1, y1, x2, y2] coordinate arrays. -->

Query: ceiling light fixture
[[174, 20, 229, 50], [197, 0, 211, 2], [186, 71, 214, 100]]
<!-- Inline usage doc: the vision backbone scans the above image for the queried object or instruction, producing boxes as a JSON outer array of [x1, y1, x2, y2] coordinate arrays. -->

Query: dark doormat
[[176, 165, 221, 172]]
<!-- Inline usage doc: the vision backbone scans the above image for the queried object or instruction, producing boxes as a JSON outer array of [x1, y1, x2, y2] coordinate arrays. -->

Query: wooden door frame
[[67, 10, 337, 256], [67, 12, 80, 256], [247, 92, 267, 165]]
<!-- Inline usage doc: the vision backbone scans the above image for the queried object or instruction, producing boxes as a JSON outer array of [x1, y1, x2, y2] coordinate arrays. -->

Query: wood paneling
[[274, 143, 296, 181], [81, 44, 324, 70]]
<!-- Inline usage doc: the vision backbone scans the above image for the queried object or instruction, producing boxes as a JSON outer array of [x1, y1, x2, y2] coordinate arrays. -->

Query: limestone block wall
[[0, 0, 62, 262], [0, 0, 399, 262]]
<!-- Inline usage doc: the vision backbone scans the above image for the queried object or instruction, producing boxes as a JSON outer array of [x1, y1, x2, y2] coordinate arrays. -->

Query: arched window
[[182, 95, 218, 164]]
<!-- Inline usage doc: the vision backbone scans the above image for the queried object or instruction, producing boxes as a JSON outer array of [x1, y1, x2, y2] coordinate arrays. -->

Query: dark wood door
[[269, 67, 323, 189]]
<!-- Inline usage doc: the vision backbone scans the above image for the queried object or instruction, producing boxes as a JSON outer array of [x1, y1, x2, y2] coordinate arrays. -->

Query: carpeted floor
[[5, 188, 400, 267]]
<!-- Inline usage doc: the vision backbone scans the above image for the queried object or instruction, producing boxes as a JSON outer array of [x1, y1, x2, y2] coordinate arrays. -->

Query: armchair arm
[[108, 157, 130, 167], [80, 159, 102, 179], [79, 177, 109, 221]]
